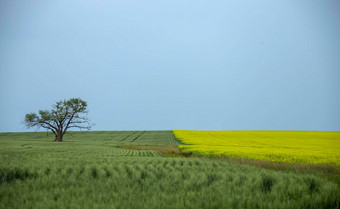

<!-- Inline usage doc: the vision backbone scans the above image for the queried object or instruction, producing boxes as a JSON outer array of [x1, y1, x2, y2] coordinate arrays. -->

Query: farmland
[[1, 131, 340, 209], [174, 130, 340, 165]]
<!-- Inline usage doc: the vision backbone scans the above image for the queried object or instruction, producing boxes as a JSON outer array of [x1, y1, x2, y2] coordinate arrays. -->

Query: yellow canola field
[[174, 130, 340, 165]]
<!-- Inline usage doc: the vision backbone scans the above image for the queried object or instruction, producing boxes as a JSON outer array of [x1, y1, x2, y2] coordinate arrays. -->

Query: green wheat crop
[[0, 131, 339, 209]]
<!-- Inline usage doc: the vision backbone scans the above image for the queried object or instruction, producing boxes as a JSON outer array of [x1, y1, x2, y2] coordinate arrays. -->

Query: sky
[[0, 0, 339, 132]]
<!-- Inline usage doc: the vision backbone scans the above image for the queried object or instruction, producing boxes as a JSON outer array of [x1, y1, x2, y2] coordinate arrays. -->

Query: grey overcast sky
[[0, 0, 339, 132]]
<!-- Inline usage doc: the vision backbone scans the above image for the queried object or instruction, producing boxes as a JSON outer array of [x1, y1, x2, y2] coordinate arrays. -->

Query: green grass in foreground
[[0, 131, 339, 209]]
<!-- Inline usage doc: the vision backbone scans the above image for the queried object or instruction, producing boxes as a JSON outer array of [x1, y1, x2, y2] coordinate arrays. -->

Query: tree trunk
[[55, 132, 63, 142]]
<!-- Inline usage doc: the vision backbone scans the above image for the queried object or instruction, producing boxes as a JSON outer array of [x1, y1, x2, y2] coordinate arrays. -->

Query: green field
[[1, 131, 339, 209]]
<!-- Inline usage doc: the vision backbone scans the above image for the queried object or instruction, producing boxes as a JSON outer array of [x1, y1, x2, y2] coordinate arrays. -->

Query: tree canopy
[[24, 98, 92, 141]]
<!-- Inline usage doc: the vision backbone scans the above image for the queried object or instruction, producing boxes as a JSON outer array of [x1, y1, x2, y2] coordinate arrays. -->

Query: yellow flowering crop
[[174, 130, 340, 165]]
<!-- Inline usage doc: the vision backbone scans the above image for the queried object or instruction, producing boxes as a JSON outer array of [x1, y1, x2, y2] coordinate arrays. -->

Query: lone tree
[[24, 98, 92, 142]]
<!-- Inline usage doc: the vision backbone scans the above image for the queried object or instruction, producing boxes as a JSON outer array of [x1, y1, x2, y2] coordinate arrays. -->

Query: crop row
[[114, 131, 179, 145], [0, 131, 179, 146]]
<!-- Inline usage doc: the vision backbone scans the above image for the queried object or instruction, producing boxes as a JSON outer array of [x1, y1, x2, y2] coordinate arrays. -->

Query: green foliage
[[24, 98, 92, 141], [24, 113, 38, 122], [38, 110, 52, 121], [0, 131, 339, 209]]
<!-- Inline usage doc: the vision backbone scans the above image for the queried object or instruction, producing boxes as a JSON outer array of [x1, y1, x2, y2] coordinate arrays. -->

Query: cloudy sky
[[1, 0, 339, 132]]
